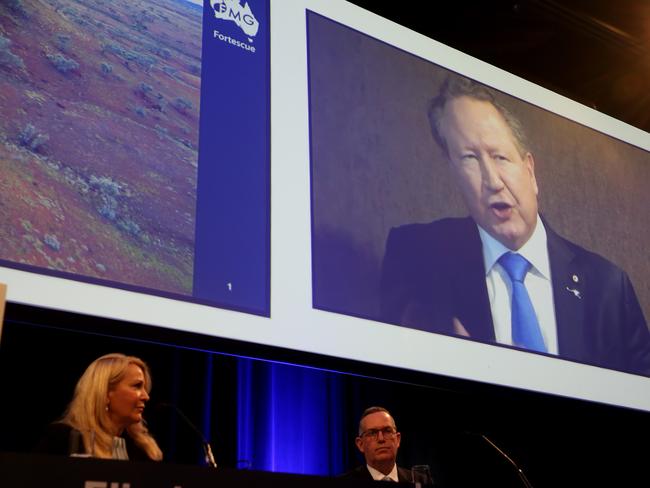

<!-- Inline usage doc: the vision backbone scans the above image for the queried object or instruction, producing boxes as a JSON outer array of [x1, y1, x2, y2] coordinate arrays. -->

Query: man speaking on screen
[[380, 76, 650, 375]]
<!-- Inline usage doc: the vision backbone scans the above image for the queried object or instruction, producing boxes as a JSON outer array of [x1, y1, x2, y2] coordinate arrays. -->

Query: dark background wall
[[347, 0, 650, 135]]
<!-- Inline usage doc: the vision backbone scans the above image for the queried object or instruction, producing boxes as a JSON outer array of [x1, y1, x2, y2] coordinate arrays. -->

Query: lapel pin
[[566, 286, 582, 299], [572, 274, 579, 283]]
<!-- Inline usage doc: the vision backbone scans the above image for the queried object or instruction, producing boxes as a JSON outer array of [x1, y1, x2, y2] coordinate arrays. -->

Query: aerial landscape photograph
[[0, 0, 203, 296]]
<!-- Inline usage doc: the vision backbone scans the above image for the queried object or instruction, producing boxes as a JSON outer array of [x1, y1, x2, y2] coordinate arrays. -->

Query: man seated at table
[[340, 406, 414, 482]]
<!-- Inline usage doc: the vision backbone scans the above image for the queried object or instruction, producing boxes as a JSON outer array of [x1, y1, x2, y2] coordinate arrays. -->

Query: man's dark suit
[[339, 464, 417, 483], [380, 217, 650, 375]]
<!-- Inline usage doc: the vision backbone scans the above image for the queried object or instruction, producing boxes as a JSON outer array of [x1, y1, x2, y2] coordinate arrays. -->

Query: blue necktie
[[498, 252, 547, 353]]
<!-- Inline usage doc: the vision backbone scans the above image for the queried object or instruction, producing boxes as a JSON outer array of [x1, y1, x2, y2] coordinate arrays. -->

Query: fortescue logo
[[210, 0, 259, 38]]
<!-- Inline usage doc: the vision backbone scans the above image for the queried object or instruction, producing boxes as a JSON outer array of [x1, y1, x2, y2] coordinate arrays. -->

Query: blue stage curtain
[[236, 358, 346, 475]]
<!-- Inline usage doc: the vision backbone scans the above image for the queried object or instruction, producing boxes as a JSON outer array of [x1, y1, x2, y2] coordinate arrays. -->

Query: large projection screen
[[1, 0, 649, 411]]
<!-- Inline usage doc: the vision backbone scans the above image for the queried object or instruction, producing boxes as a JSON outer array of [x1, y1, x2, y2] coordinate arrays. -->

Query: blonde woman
[[35, 353, 162, 461]]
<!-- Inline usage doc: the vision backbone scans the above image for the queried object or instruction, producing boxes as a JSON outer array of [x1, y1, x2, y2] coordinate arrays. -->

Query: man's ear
[[525, 152, 538, 196], [355, 436, 364, 453]]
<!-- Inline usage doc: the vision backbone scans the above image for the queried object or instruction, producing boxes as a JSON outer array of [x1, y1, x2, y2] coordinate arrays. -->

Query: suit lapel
[[396, 466, 411, 483], [449, 219, 495, 342], [546, 225, 586, 358]]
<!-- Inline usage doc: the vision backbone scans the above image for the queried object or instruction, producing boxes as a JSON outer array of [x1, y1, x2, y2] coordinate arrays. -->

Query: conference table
[[0, 452, 410, 488]]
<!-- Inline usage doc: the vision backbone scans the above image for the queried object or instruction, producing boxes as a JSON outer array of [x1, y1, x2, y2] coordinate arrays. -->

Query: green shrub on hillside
[[19, 124, 49, 152], [47, 53, 79, 74], [0, 35, 25, 69]]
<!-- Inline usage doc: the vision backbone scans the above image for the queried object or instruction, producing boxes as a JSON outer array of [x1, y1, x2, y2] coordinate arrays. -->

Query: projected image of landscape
[[0, 0, 202, 295]]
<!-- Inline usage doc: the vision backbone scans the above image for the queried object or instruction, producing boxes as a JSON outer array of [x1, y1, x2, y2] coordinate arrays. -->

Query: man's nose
[[481, 157, 504, 191]]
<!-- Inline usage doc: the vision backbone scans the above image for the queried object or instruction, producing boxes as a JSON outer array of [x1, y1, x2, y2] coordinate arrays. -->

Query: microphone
[[156, 402, 217, 468], [466, 432, 534, 488]]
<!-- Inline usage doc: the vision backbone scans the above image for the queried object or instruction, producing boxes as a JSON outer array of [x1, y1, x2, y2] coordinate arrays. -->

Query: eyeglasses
[[360, 427, 397, 440]]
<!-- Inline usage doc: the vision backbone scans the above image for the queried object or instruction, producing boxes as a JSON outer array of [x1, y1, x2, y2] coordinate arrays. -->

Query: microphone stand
[[157, 403, 217, 468], [480, 434, 533, 488]]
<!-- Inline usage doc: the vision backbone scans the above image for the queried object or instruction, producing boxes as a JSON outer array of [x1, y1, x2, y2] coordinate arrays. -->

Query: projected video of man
[[380, 77, 650, 374], [308, 11, 650, 376]]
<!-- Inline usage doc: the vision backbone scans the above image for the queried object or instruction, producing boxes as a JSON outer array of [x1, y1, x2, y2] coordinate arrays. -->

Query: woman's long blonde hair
[[61, 353, 163, 460]]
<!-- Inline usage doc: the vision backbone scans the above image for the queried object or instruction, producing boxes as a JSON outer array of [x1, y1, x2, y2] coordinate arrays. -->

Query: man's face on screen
[[355, 411, 401, 474], [440, 96, 539, 250]]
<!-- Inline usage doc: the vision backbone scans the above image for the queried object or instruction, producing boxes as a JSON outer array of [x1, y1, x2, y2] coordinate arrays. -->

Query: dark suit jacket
[[339, 464, 417, 483], [380, 217, 650, 375]]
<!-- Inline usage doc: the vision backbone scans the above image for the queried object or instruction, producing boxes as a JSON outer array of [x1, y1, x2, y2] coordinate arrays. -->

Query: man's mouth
[[489, 201, 513, 218]]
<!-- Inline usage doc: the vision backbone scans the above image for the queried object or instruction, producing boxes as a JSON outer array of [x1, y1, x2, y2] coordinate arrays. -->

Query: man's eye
[[459, 154, 478, 165]]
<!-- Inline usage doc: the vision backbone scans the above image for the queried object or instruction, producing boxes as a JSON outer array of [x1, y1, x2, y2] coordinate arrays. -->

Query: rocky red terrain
[[0, 0, 202, 295]]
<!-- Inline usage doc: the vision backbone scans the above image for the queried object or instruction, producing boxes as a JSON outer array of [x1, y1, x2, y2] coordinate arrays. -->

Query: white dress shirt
[[367, 463, 398, 482], [477, 217, 559, 354]]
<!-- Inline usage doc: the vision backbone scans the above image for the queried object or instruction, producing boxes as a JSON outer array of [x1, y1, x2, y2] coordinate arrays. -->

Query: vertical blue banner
[[193, 0, 270, 316]]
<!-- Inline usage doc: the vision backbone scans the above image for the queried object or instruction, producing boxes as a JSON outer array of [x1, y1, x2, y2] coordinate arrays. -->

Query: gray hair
[[358, 406, 396, 435], [427, 76, 531, 158]]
